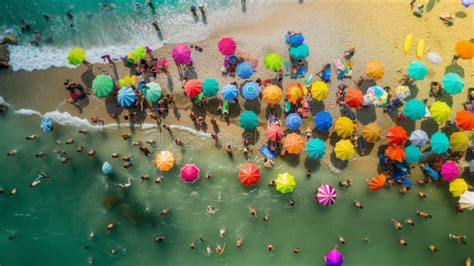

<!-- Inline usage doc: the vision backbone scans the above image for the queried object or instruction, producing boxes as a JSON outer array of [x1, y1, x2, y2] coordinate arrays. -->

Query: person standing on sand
[[225, 145, 233, 157]]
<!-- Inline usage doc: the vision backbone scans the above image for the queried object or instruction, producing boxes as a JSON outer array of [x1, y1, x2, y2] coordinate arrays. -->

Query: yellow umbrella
[[310, 81, 329, 101], [119, 75, 137, 88], [362, 123, 381, 143], [263, 85, 283, 105], [334, 139, 355, 160], [334, 117, 355, 138], [155, 151, 175, 172], [450, 132, 470, 152], [430, 101, 451, 124], [67, 47, 86, 66], [283, 133, 306, 154], [365, 60, 384, 80], [449, 178, 469, 197], [275, 172, 296, 194]]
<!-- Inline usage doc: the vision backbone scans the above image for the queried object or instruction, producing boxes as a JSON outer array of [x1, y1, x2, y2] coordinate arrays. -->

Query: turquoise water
[[0, 108, 473, 265]]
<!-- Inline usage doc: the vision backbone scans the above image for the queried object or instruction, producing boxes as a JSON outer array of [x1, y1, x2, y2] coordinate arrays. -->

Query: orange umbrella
[[283, 133, 305, 154], [385, 146, 406, 162], [345, 88, 364, 108], [285, 83, 305, 104], [368, 173, 387, 191], [155, 151, 175, 172], [263, 85, 283, 105], [455, 110, 474, 131], [455, 40, 474, 60], [386, 126, 408, 147], [365, 60, 384, 80]]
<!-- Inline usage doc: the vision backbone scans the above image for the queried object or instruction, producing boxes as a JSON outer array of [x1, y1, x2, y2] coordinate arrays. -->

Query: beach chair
[[259, 145, 275, 160]]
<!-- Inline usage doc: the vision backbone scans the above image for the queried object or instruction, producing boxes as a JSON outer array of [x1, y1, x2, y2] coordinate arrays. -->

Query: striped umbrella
[[117, 87, 136, 108], [315, 185, 336, 206]]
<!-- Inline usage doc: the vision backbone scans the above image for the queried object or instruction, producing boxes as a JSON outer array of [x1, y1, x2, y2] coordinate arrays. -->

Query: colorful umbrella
[[172, 44, 192, 64], [325, 249, 344, 266], [368, 173, 387, 191], [385, 146, 406, 162], [221, 83, 239, 100], [409, 129, 429, 147], [289, 43, 309, 59], [334, 117, 355, 138], [430, 101, 451, 124], [264, 53, 284, 71], [403, 99, 426, 120], [362, 123, 381, 143], [314, 111, 333, 132], [180, 164, 200, 183], [310, 81, 329, 101], [263, 85, 283, 105], [218, 37, 237, 56], [202, 79, 219, 97], [67, 47, 85, 65], [275, 172, 296, 194], [407, 60, 428, 80], [459, 191, 474, 210], [334, 139, 355, 160], [430, 132, 449, 154], [394, 85, 411, 100], [236, 62, 254, 79], [239, 110, 259, 131], [287, 33, 305, 46], [242, 82, 260, 100], [449, 178, 469, 197], [345, 88, 364, 108], [316, 184, 337, 206], [283, 133, 305, 154], [144, 82, 162, 102], [306, 138, 326, 159], [238, 163, 260, 187], [450, 132, 470, 152], [132, 46, 146, 61], [117, 87, 136, 108], [155, 151, 175, 172], [365, 60, 384, 80], [286, 83, 305, 104], [267, 124, 284, 141], [455, 110, 474, 131], [102, 162, 112, 175], [404, 145, 421, 164], [184, 79, 202, 98], [455, 40, 474, 60], [441, 162, 460, 182], [387, 126, 407, 147], [92, 75, 114, 98], [442, 73, 464, 95], [40, 117, 53, 133], [365, 86, 388, 106], [285, 113, 302, 131]]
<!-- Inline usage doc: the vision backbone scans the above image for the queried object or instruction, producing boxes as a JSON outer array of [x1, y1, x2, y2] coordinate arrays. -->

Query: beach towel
[[259, 145, 275, 160], [322, 66, 331, 82], [236, 49, 259, 69]]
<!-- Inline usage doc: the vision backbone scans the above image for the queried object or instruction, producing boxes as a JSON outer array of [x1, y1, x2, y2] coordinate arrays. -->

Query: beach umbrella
[[289, 43, 309, 59], [450, 132, 470, 152], [430, 132, 449, 154], [387, 126, 407, 147], [409, 129, 429, 147], [239, 110, 259, 131], [365, 60, 384, 80], [455, 110, 474, 131], [92, 75, 114, 97], [362, 123, 381, 143], [218, 37, 237, 56], [334, 117, 355, 138], [306, 138, 327, 159], [242, 82, 260, 100], [221, 83, 239, 100], [119, 75, 137, 87], [403, 99, 426, 120], [283, 133, 305, 154], [285, 113, 302, 131], [442, 73, 464, 95], [314, 111, 333, 132], [155, 151, 175, 172], [427, 52, 442, 65], [172, 44, 192, 64], [459, 191, 474, 210], [385, 146, 406, 162], [287, 33, 305, 46], [202, 79, 219, 97], [275, 172, 296, 194], [67, 47, 85, 65], [441, 162, 460, 182], [184, 79, 202, 98], [334, 139, 355, 160], [407, 60, 428, 81], [180, 164, 200, 183], [310, 81, 329, 101], [394, 85, 411, 100], [404, 145, 421, 164], [449, 178, 469, 197], [264, 53, 284, 71], [368, 173, 387, 191], [345, 88, 364, 108], [238, 163, 260, 187], [325, 249, 344, 266], [365, 86, 388, 106], [267, 124, 284, 141], [430, 101, 451, 124], [236, 62, 254, 79], [117, 87, 136, 108], [455, 40, 474, 60], [132, 46, 146, 61], [143, 82, 162, 102], [263, 85, 283, 105], [40, 117, 53, 133], [101, 162, 112, 175], [286, 83, 305, 104], [315, 184, 337, 206]]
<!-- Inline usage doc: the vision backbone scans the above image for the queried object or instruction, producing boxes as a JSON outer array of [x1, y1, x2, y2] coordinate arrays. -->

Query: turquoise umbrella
[[442, 73, 464, 95], [92, 75, 114, 97], [404, 144, 421, 164], [403, 99, 426, 120], [306, 138, 326, 159], [239, 110, 259, 130], [407, 61, 428, 81], [202, 79, 219, 97], [143, 82, 162, 102], [430, 132, 449, 154], [289, 43, 309, 59]]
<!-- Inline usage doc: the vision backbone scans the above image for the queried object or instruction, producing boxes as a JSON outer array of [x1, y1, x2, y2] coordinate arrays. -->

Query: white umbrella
[[459, 191, 474, 210], [427, 52, 441, 65], [409, 130, 429, 147]]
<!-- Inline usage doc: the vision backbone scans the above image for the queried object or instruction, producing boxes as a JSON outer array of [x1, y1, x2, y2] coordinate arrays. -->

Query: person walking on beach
[[225, 145, 233, 157], [190, 5, 199, 20]]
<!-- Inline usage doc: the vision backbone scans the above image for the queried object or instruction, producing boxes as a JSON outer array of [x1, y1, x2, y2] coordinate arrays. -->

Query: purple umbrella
[[315, 184, 337, 206], [172, 44, 192, 64], [325, 249, 344, 266], [180, 164, 200, 183]]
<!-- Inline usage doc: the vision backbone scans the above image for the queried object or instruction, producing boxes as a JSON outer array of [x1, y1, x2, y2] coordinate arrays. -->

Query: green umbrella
[[143, 82, 162, 102], [202, 79, 219, 97], [67, 47, 85, 65], [239, 110, 259, 130], [92, 75, 114, 97], [403, 99, 426, 120], [132, 46, 147, 61], [264, 53, 284, 71], [289, 44, 309, 59], [442, 73, 464, 95]]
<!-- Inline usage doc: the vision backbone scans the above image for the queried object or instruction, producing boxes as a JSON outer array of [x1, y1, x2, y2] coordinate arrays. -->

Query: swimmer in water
[[416, 210, 432, 220], [26, 135, 38, 140], [339, 179, 353, 188], [293, 247, 301, 254], [249, 207, 257, 218], [236, 238, 243, 248], [263, 214, 270, 222], [418, 192, 426, 199], [399, 239, 407, 246], [205, 246, 212, 255], [88, 231, 95, 240], [219, 228, 225, 237], [428, 244, 437, 253], [449, 234, 467, 244], [79, 129, 88, 134], [7, 149, 17, 157], [155, 235, 165, 245], [112, 153, 120, 158], [122, 133, 132, 140], [405, 218, 415, 226], [207, 206, 218, 215], [77, 146, 84, 153], [35, 152, 46, 158], [66, 139, 74, 145], [339, 237, 346, 245], [117, 178, 132, 189], [391, 218, 403, 230], [106, 223, 114, 230], [288, 198, 296, 207], [354, 200, 363, 209], [215, 244, 225, 254], [88, 150, 95, 157], [160, 208, 169, 217], [189, 242, 196, 250], [267, 244, 274, 252]]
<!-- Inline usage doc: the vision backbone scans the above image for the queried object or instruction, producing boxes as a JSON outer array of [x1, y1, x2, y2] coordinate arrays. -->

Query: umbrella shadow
[[328, 132, 341, 147], [404, 83, 419, 99], [309, 100, 325, 116], [394, 119, 416, 134], [184, 66, 198, 80], [285, 154, 301, 168], [228, 102, 242, 118], [358, 142, 375, 156], [304, 157, 321, 172], [75, 96, 90, 110], [420, 118, 439, 136], [81, 68, 95, 89], [330, 152, 348, 170], [355, 105, 377, 125], [265, 104, 282, 119], [433, 93, 453, 107], [244, 99, 262, 115], [445, 62, 465, 78], [205, 98, 221, 116], [314, 130, 330, 141], [105, 94, 124, 118], [242, 130, 260, 145], [358, 79, 376, 94]]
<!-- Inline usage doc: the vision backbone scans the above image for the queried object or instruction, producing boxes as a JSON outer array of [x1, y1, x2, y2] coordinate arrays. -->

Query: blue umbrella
[[242, 82, 260, 100], [314, 111, 333, 132], [285, 113, 302, 131], [404, 144, 421, 164], [306, 138, 326, 159], [221, 83, 239, 100], [407, 61, 428, 81], [40, 117, 53, 132], [102, 162, 113, 175], [117, 87, 136, 108], [286, 33, 305, 47], [236, 62, 254, 79], [430, 132, 449, 154]]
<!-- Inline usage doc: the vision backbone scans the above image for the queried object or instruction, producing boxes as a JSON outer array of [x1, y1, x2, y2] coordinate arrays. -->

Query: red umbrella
[[345, 88, 364, 108], [238, 163, 260, 186], [385, 146, 406, 162], [266, 124, 284, 141], [386, 126, 407, 147], [184, 79, 202, 98]]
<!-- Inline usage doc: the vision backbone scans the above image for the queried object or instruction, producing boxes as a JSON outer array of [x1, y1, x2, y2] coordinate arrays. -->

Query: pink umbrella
[[325, 249, 344, 266], [218, 37, 237, 56], [315, 184, 337, 206], [441, 162, 460, 182], [266, 125, 284, 141], [180, 164, 200, 183], [172, 44, 192, 64]]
